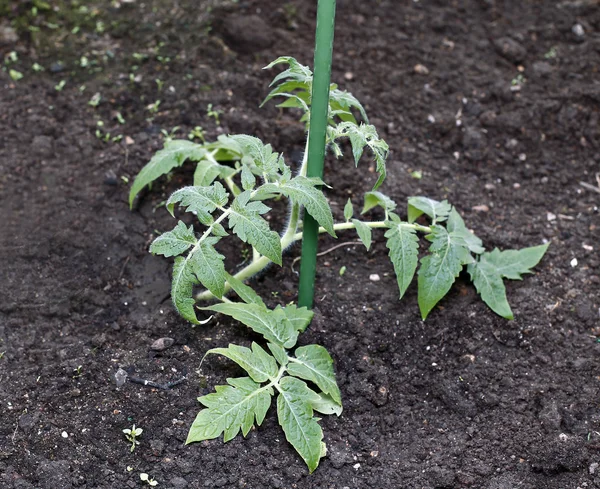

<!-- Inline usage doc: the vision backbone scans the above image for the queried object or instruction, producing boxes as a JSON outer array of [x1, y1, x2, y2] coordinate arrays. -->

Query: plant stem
[[298, 0, 337, 309], [194, 218, 431, 302]]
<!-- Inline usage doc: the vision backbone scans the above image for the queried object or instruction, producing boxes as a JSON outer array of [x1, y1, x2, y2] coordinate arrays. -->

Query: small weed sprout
[[187, 126, 206, 142], [206, 103, 221, 125], [139, 473, 158, 486], [123, 424, 143, 452]]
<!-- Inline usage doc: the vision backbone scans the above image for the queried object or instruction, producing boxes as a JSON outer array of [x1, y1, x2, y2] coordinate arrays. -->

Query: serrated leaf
[[309, 392, 343, 416], [268, 343, 289, 366], [417, 225, 474, 319], [344, 199, 353, 222], [329, 89, 368, 123], [150, 221, 197, 257], [279, 304, 314, 332], [207, 343, 278, 383], [193, 159, 236, 187], [166, 183, 229, 225], [129, 140, 207, 207], [467, 260, 513, 319], [227, 135, 281, 176], [187, 377, 273, 444], [225, 273, 265, 306], [277, 377, 324, 473], [228, 192, 282, 265], [408, 197, 452, 224], [362, 191, 396, 215], [171, 256, 200, 324], [384, 220, 419, 299], [332, 123, 388, 190], [189, 237, 226, 299], [201, 303, 298, 348], [287, 345, 341, 404], [260, 177, 335, 236], [351, 219, 372, 250], [446, 208, 485, 254], [482, 244, 549, 280], [241, 165, 256, 191]]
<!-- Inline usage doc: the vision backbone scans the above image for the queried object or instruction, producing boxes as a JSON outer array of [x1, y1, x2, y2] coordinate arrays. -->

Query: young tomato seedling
[[129, 57, 547, 471]]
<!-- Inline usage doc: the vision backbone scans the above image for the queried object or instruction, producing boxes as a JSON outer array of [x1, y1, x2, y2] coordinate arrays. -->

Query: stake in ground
[[129, 57, 548, 471]]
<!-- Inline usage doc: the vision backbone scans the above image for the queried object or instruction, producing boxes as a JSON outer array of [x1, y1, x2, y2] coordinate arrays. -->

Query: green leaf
[[150, 221, 197, 257], [225, 273, 265, 306], [171, 256, 200, 324], [279, 304, 314, 332], [287, 345, 341, 404], [228, 191, 282, 265], [277, 377, 324, 473], [309, 392, 343, 416], [482, 244, 549, 280], [362, 191, 396, 215], [187, 377, 272, 444], [329, 89, 368, 123], [407, 197, 452, 224], [351, 219, 372, 250], [465, 243, 548, 320], [384, 220, 419, 299], [166, 183, 229, 225], [202, 303, 298, 348], [207, 343, 278, 383], [467, 260, 513, 319], [417, 225, 474, 319], [193, 158, 235, 187], [343, 199, 353, 222], [331, 123, 388, 190], [227, 135, 281, 176], [129, 140, 207, 207], [189, 237, 227, 299], [241, 165, 256, 191], [261, 176, 335, 236], [446, 208, 484, 254], [268, 343, 289, 366]]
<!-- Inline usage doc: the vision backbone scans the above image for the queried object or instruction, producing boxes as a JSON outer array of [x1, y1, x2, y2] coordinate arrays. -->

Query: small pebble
[[125, 136, 135, 145], [369, 274, 381, 282], [61, 431, 68, 438], [513, 183, 521, 189], [572, 23, 585, 37], [570, 258, 578, 268], [472, 205, 489, 212], [344, 72, 354, 80], [547, 212, 557, 221], [104, 170, 118, 186], [151, 337, 175, 351], [414, 63, 430, 75]]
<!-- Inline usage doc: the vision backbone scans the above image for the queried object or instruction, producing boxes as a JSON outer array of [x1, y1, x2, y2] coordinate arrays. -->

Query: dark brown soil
[[1, 1, 600, 488]]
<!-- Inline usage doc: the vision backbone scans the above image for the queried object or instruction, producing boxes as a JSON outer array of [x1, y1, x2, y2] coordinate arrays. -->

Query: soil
[[1, 0, 600, 488]]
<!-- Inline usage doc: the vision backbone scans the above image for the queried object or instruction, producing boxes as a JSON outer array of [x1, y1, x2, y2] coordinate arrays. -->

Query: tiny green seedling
[[206, 103, 221, 125], [139, 473, 158, 486], [9, 69, 23, 81], [123, 424, 143, 452], [88, 93, 101, 107], [55, 80, 66, 92], [130, 57, 548, 471], [72, 365, 83, 379], [188, 126, 206, 142]]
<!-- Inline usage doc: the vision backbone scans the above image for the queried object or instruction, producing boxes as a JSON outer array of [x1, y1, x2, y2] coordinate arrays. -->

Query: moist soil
[[1, 1, 600, 488]]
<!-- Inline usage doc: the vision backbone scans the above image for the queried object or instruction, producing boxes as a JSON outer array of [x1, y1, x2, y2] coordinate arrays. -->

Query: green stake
[[298, 0, 337, 309]]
